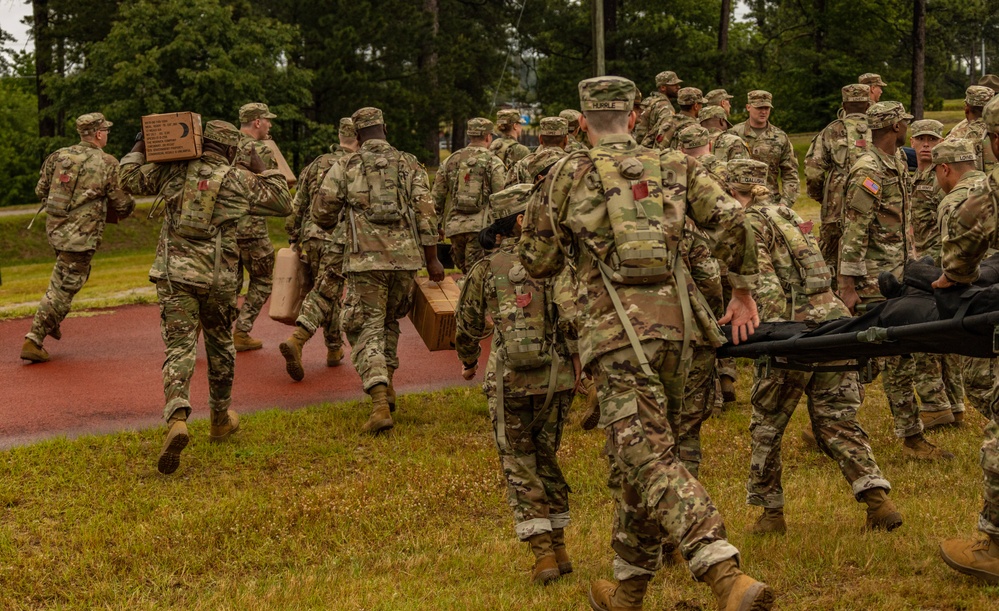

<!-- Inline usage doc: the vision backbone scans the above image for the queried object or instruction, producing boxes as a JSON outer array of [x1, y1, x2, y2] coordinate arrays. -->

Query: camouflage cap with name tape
[[466, 117, 494, 137], [859, 73, 887, 87], [747, 90, 773, 108], [842, 84, 871, 103], [910, 119, 944, 139], [238, 102, 277, 124], [352, 107, 384, 130], [677, 125, 711, 149], [677, 87, 706, 106], [559, 109, 582, 130], [539, 116, 568, 136], [203, 120, 242, 147], [338, 117, 356, 138], [965, 85, 995, 108], [931, 138, 978, 166], [489, 183, 534, 220], [578, 76, 636, 112], [655, 71, 682, 87], [866, 101, 913, 129], [728, 158, 769, 185], [76, 112, 112, 136]]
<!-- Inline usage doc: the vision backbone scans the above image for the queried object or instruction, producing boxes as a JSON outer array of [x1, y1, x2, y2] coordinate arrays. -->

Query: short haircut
[[946, 160, 977, 173], [356, 124, 385, 142], [540, 134, 566, 147], [969, 105, 985, 119], [582, 110, 631, 134], [842, 101, 870, 115], [678, 104, 695, 112]]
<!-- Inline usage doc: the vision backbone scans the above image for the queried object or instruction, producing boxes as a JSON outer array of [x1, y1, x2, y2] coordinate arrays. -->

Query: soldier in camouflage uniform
[[838, 101, 954, 461], [649, 87, 704, 151], [507, 117, 569, 186], [858, 73, 886, 103], [637, 70, 681, 147], [937, 95, 999, 582], [490, 109, 531, 170], [119, 120, 292, 475], [519, 75, 774, 611], [278, 118, 358, 382], [232, 102, 281, 351], [560, 109, 589, 153], [700, 106, 750, 163], [947, 86, 996, 173], [704, 89, 734, 115], [431, 117, 506, 274], [725, 159, 899, 535], [805, 84, 872, 280], [313, 107, 444, 434], [456, 184, 580, 586], [21, 113, 135, 364], [727, 90, 800, 207]]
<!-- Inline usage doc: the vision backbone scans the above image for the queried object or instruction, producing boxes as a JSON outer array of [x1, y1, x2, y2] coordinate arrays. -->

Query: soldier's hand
[[719, 289, 760, 345], [426, 257, 445, 282], [246, 148, 267, 174], [438, 228, 445, 242], [931, 273, 957, 290], [129, 137, 146, 154], [462, 364, 477, 380], [837, 276, 861, 314]]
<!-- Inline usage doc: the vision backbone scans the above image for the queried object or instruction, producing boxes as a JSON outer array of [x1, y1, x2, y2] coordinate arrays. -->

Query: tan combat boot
[[279, 326, 312, 382], [703, 558, 775, 611], [748, 508, 787, 536], [386, 368, 397, 413], [551, 528, 572, 575], [588, 575, 650, 611], [209, 409, 240, 441], [581, 380, 601, 431], [662, 540, 685, 567], [861, 488, 903, 531], [157, 419, 190, 475], [920, 408, 955, 430], [902, 433, 955, 460], [720, 374, 737, 404], [20, 338, 50, 364], [233, 329, 263, 352], [361, 384, 394, 434], [326, 346, 344, 367], [940, 535, 999, 584], [526, 532, 561, 585]]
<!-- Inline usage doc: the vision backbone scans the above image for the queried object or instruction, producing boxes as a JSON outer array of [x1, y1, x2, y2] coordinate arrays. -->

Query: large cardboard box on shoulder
[[141, 112, 203, 163], [409, 276, 461, 351]]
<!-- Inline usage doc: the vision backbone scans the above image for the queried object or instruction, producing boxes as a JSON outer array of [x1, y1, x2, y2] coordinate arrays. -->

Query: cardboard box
[[409, 276, 461, 351], [268, 247, 310, 325], [142, 112, 203, 162], [261, 139, 297, 186]]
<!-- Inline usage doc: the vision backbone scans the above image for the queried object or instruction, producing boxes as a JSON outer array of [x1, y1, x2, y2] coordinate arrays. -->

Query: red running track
[[0, 300, 483, 449]]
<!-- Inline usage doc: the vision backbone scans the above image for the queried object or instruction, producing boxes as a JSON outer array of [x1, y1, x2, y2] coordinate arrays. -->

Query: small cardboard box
[[261, 139, 297, 186], [142, 112, 203, 162], [409, 276, 461, 351]]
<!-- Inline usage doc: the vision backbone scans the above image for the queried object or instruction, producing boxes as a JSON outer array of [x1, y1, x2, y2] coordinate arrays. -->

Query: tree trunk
[[911, 0, 926, 119], [419, 0, 440, 166], [32, 0, 55, 141], [604, 0, 617, 67], [450, 116, 466, 154], [718, 0, 731, 84]]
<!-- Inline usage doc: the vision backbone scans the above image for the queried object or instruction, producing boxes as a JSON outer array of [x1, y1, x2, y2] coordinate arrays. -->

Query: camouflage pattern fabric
[[639, 95, 676, 148], [506, 146, 568, 186], [727, 121, 800, 207], [489, 136, 531, 170], [697, 154, 731, 186], [448, 232, 485, 274], [340, 270, 415, 391], [287, 145, 352, 244], [25, 250, 94, 346], [234, 236, 275, 333], [913, 352, 963, 414], [648, 114, 695, 151], [234, 137, 278, 239], [295, 237, 344, 350], [963, 357, 997, 420], [708, 131, 750, 163], [431, 145, 506, 238], [909, 168, 945, 261], [948, 118, 990, 173]]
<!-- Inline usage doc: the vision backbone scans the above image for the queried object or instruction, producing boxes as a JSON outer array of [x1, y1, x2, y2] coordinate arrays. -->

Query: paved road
[[1, 301, 481, 449]]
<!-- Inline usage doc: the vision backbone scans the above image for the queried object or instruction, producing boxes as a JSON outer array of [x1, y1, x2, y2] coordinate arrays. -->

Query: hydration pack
[[490, 251, 554, 371], [453, 152, 490, 214], [354, 149, 404, 224], [755, 204, 832, 295], [45, 146, 95, 217], [174, 160, 229, 239]]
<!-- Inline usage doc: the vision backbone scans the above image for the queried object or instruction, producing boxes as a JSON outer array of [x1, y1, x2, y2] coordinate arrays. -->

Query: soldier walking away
[[456, 184, 581, 586], [312, 107, 444, 434], [119, 120, 291, 475], [560, 109, 589, 153], [727, 91, 800, 207], [490, 109, 531, 170], [279, 118, 358, 381], [520, 75, 774, 611], [507, 117, 570, 186], [232, 102, 281, 351], [22, 113, 135, 364]]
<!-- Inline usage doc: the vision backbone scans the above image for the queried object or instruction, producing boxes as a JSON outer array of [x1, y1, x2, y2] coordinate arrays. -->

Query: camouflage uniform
[[727, 91, 800, 207], [432, 118, 505, 273], [638, 71, 680, 147], [649, 87, 703, 151], [519, 76, 761, 582], [490, 109, 531, 170], [119, 121, 292, 421], [947, 87, 995, 173], [26, 113, 135, 350], [313, 108, 439, 394], [506, 117, 569, 186], [560, 109, 589, 153]]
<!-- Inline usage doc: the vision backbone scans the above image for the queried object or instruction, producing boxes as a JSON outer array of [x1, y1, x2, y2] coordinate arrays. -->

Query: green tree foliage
[[0, 39, 43, 207]]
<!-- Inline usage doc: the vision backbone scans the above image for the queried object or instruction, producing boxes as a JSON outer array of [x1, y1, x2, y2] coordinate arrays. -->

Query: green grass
[[0, 375, 996, 608]]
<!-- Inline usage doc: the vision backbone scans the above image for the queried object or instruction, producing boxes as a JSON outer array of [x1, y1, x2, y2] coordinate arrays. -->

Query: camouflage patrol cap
[[338, 118, 356, 138], [496, 109, 526, 126], [965, 85, 995, 108], [76, 112, 112, 136], [859, 73, 887, 87], [728, 159, 769, 185], [559, 109, 582, 130], [747, 90, 773, 108], [489, 183, 534, 220], [910, 119, 944, 139], [634, 87, 643, 105], [704, 89, 734, 106], [866, 101, 912, 129], [238, 102, 277, 124], [984, 95, 999, 134], [842, 84, 871, 103], [539, 116, 568, 136], [655, 71, 682, 87], [466, 117, 494, 137], [677, 125, 711, 149], [352, 107, 384, 129], [203, 120, 242, 147], [677, 87, 706, 106], [979, 74, 999, 94], [699, 105, 730, 126], [578, 76, 636, 111], [931, 138, 978, 166]]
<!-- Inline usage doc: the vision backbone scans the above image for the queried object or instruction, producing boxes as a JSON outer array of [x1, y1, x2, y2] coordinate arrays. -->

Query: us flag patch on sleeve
[[861, 177, 881, 196]]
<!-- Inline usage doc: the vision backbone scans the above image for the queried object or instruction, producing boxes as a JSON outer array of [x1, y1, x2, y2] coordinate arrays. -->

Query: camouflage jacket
[[838, 146, 910, 299], [456, 241, 577, 398], [650, 113, 696, 151], [727, 121, 800, 207], [430, 145, 505, 237], [312, 138, 438, 273], [939, 170, 991, 283], [119, 150, 291, 293], [36, 141, 135, 252], [747, 203, 848, 323], [909, 168, 945, 262], [234, 136, 279, 240], [697, 154, 730, 186], [566, 135, 590, 153], [518, 133, 759, 366], [288, 145, 353, 244], [639, 94, 676, 147], [708, 131, 750, 163], [505, 145, 568, 187], [682, 220, 724, 319], [948, 118, 989, 172], [804, 113, 870, 225], [488, 135, 531, 170]]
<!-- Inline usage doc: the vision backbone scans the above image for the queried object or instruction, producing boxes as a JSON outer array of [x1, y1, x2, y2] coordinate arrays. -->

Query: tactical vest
[[754, 205, 832, 295], [491, 138, 517, 167], [836, 117, 869, 172], [353, 148, 404, 224], [587, 148, 671, 284], [174, 160, 229, 239], [45, 146, 96, 217], [489, 250, 554, 370], [453, 151, 489, 214]]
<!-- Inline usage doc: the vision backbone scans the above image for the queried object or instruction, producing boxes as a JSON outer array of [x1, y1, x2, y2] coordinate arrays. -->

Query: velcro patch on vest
[[59, 173, 71, 183], [198, 180, 210, 191], [861, 177, 881, 196], [464, 173, 470, 183], [882, 177, 899, 186], [916, 185, 934, 192], [798, 220, 814, 235], [515, 292, 532, 308], [632, 181, 650, 200], [855, 140, 867, 147]]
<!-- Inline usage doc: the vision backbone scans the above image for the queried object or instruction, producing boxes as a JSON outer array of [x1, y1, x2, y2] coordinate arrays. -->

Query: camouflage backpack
[[352, 148, 404, 224], [488, 248, 554, 370], [753, 204, 832, 294], [837, 116, 870, 172], [45, 145, 97, 217], [452, 150, 490, 214], [491, 138, 516, 167], [171, 160, 230, 239]]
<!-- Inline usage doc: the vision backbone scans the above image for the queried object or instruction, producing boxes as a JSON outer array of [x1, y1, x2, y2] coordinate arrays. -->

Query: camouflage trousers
[[155, 280, 237, 422], [26, 249, 94, 346], [964, 357, 997, 421], [874, 356, 924, 438], [295, 238, 343, 350], [340, 270, 415, 391], [235, 237, 275, 333], [593, 339, 738, 581], [979, 415, 999, 538], [747, 366, 890, 509], [489, 389, 573, 540], [449, 232, 484, 275], [912, 352, 964, 414], [716, 357, 737, 382], [668, 346, 718, 478], [818, 222, 842, 287]]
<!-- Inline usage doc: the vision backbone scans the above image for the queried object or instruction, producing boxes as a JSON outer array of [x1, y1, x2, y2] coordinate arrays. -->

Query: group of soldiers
[[17, 64, 999, 609]]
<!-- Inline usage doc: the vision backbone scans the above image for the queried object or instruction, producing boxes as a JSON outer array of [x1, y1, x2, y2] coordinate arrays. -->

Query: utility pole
[[594, 0, 605, 76]]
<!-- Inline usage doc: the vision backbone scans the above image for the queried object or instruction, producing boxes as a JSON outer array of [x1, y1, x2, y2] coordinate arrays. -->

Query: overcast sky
[[1, 0, 32, 52]]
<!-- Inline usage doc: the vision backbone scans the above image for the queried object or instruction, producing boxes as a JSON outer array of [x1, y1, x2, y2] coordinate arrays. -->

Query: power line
[[490, 0, 529, 113]]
